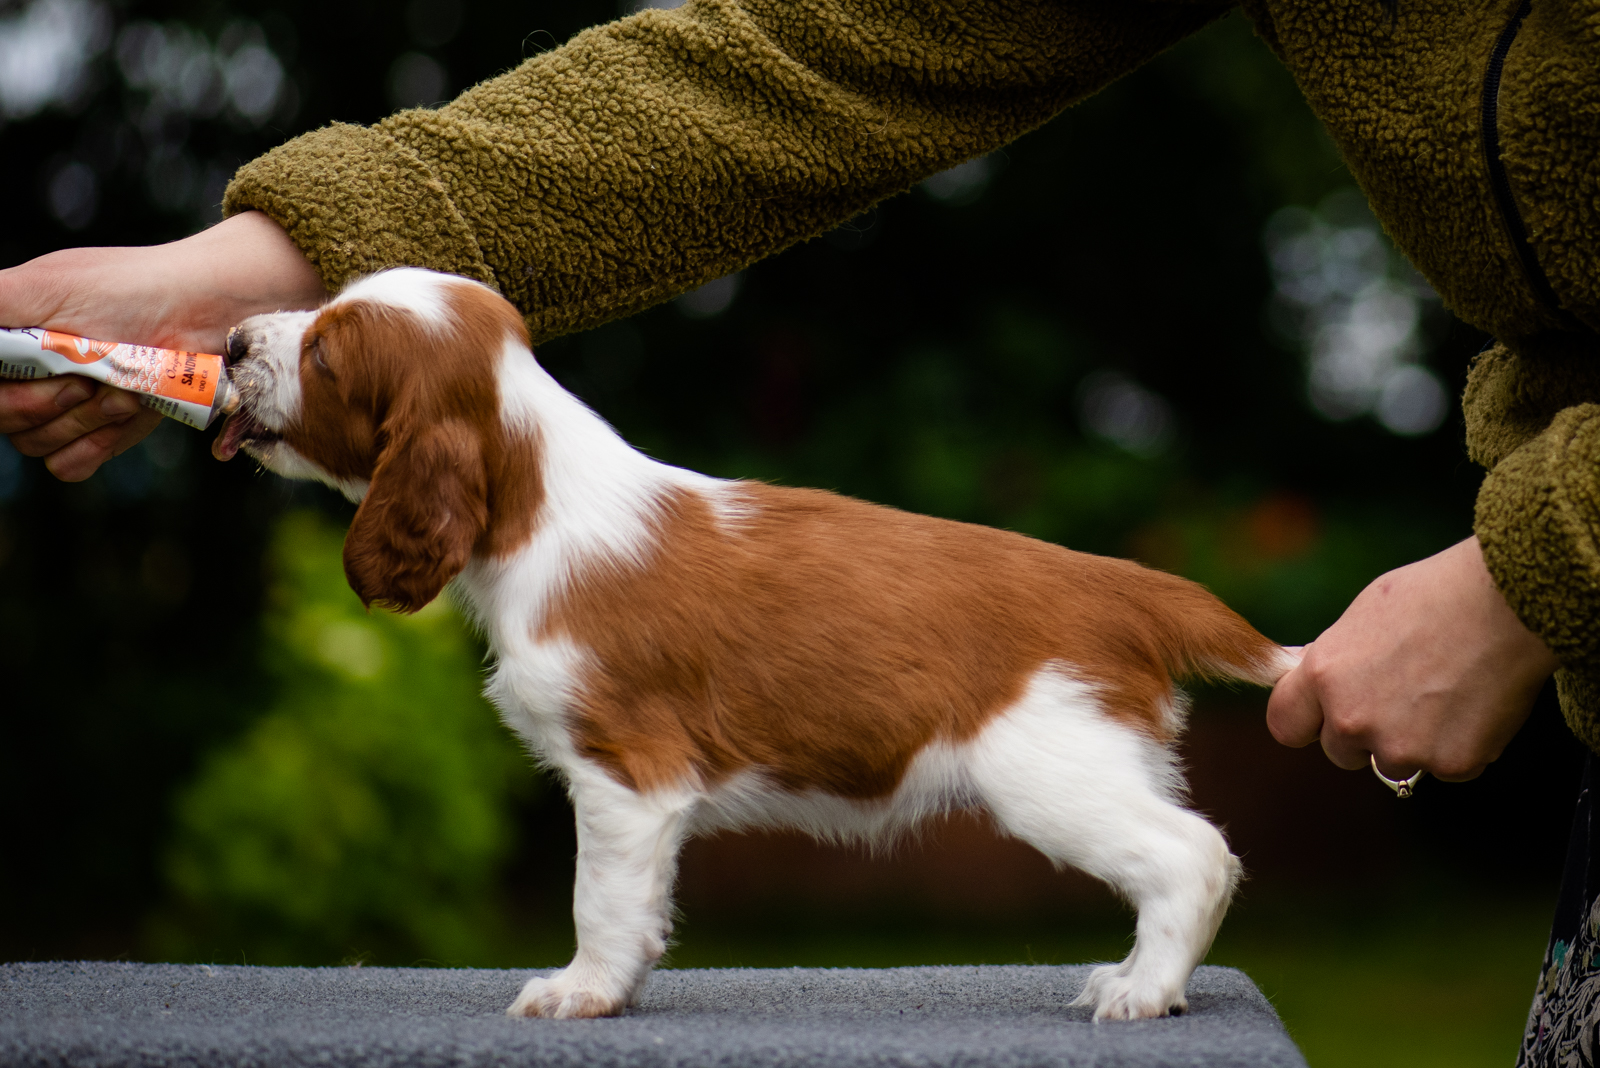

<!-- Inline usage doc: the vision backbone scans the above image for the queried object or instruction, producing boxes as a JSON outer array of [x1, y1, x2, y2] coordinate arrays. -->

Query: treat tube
[[0, 327, 236, 430]]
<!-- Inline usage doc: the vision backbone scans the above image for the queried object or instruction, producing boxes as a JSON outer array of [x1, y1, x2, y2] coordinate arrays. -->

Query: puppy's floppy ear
[[343, 420, 488, 613]]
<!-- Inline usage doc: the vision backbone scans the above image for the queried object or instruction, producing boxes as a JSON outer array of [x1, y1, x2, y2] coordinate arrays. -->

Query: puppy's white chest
[[482, 635, 589, 769]]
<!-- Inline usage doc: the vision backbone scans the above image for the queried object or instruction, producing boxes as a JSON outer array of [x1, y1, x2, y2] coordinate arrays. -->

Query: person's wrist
[[190, 211, 326, 308], [1457, 535, 1560, 680], [160, 212, 327, 351]]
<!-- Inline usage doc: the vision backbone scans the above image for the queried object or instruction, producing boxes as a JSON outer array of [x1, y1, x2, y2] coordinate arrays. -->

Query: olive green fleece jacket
[[224, 0, 1600, 748]]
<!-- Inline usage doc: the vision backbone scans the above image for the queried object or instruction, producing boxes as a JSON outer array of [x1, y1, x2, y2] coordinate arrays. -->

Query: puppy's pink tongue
[[211, 415, 245, 461]]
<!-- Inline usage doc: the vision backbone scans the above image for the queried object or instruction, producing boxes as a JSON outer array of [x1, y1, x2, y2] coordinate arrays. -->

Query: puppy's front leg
[[508, 773, 691, 1019]]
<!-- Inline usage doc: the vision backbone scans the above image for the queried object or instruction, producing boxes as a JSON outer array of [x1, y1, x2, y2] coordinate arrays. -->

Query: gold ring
[[1370, 754, 1424, 798]]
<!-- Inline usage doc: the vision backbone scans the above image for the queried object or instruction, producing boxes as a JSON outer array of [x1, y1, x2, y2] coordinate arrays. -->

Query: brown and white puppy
[[215, 268, 1295, 1022]]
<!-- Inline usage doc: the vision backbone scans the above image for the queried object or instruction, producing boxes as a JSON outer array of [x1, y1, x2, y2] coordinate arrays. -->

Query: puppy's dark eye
[[307, 337, 332, 375]]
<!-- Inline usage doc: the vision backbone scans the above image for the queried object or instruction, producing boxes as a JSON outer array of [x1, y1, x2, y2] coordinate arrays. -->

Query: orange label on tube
[[0, 328, 232, 430], [37, 330, 221, 407]]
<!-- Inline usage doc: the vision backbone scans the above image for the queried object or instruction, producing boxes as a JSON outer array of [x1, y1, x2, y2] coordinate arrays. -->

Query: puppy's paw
[[507, 971, 626, 1019], [1070, 961, 1127, 1010], [1072, 964, 1184, 1020]]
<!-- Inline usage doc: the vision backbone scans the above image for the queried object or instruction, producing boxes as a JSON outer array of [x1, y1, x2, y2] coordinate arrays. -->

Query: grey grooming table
[[0, 961, 1306, 1067]]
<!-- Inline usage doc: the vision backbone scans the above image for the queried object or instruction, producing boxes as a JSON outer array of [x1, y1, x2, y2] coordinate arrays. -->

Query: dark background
[[0, 1, 1582, 1062]]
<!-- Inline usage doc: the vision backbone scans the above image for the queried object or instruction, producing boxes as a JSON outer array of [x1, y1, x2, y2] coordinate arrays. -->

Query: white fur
[[229, 308, 314, 431], [688, 742, 976, 848], [327, 267, 454, 327], [236, 268, 1256, 1023]]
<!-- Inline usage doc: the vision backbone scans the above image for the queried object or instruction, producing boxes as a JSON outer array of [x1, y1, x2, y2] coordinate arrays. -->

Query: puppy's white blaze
[[232, 308, 359, 493], [235, 308, 316, 429], [330, 268, 455, 328]]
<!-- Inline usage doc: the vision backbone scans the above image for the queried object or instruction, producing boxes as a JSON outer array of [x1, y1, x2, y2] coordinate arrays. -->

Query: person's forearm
[[225, 0, 1226, 342], [141, 210, 329, 353]]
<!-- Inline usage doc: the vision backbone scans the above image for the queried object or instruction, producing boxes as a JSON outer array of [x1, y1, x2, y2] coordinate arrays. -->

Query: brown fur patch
[[545, 484, 1281, 797]]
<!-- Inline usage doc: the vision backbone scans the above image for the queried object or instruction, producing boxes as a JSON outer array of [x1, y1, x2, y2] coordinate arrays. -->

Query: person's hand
[[1266, 536, 1559, 782], [0, 211, 327, 481]]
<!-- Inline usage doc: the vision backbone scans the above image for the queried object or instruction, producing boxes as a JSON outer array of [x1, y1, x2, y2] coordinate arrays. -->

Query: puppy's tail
[[1128, 565, 1300, 689]]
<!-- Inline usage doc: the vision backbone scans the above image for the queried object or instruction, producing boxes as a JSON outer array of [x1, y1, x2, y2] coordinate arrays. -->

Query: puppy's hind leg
[[965, 669, 1240, 1021], [508, 770, 692, 1019]]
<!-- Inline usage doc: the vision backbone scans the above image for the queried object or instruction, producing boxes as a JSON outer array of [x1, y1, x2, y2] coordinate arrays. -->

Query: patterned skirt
[[1521, 756, 1600, 1067]]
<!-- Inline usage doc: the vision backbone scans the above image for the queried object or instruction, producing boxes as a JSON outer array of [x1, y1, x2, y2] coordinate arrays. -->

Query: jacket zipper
[[1481, 0, 1575, 325]]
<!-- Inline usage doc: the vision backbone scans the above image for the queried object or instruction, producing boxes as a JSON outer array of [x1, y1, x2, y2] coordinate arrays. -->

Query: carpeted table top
[[0, 961, 1307, 1067]]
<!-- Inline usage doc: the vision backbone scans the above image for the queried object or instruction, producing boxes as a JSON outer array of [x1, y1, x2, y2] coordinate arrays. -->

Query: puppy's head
[[216, 268, 535, 612]]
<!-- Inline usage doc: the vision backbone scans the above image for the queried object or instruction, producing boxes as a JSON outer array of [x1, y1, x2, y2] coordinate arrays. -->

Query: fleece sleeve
[[1476, 403, 1600, 672], [1464, 340, 1600, 670], [222, 0, 1224, 343]]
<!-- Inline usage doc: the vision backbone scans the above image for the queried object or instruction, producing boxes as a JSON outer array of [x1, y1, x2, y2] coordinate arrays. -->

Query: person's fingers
[[1429, 761, 1488, 784], [0, 376, 98, 434], [41, 407, 162, 482], [9, 384, 144, 458], [1288, 647, 1382, 770], [1319, 726, 1374, 772], [1265, 658, 1324, 748], [1317, 684, 1375, 771]]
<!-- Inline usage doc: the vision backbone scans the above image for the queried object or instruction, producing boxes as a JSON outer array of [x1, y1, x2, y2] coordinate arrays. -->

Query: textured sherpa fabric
[[1477, 404, 1600, 743], [1463, 342, 1600, 474], [224, 0, 1600, 748], [1242, 0, 1574, 346], [0, 961, 1309, 1068], [1466, 340, 1600, 745], [1466, 338, 1600, 746], [225, 0, 1225, 341]]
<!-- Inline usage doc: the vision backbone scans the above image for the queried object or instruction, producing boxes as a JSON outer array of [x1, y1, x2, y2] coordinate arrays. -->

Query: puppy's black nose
[[225, 326, 249, 365]]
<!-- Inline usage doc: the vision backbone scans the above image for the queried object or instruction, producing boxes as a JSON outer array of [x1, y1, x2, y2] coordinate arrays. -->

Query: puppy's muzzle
[[211, 327, 281, 462]]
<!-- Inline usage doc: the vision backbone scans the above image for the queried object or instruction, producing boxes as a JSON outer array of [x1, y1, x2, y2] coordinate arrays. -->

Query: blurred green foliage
[[149, 512, 525, 965]]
